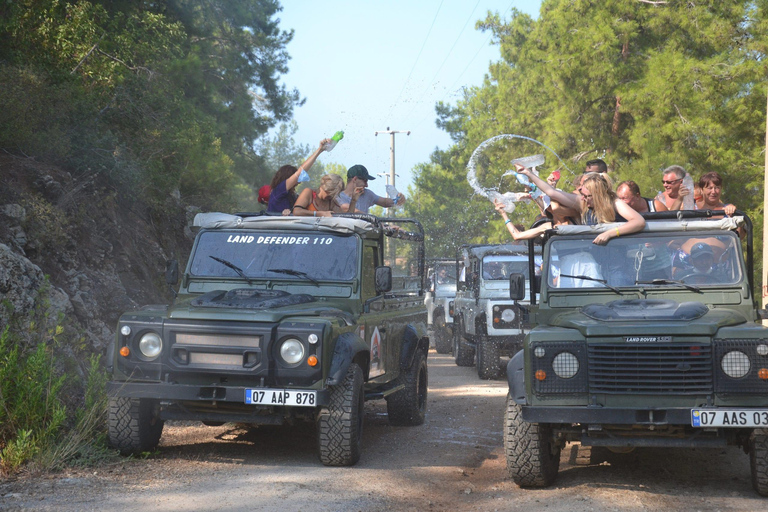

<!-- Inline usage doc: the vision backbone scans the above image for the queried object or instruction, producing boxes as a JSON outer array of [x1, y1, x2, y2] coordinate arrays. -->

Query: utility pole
[[374, 127, 410, 188], [377, 172, 399, 185]]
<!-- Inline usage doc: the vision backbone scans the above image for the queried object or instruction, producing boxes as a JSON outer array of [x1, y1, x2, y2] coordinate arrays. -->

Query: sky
[[273, 1, 542, 198]]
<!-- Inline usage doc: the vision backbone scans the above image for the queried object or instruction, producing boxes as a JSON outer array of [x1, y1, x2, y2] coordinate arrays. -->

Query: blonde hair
[[580, 173, 616, 224], [319, 174, 344, 199]]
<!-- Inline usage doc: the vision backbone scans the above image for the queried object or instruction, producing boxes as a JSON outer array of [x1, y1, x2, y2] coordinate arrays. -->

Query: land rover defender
[[107, 213, 429, 466], [504, 211, 768, 495]]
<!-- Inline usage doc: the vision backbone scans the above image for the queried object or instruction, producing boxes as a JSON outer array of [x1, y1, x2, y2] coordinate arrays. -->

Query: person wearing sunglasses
[[656, 165, 693, 210]]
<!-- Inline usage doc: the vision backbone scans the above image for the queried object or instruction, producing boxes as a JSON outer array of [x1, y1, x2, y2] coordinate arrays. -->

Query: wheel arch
[[328, 332, 370, 384], [399, 325, 429, 371]]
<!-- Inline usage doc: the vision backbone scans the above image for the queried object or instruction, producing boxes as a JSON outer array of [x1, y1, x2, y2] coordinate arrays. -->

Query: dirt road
[[1, 350, 765, 511]]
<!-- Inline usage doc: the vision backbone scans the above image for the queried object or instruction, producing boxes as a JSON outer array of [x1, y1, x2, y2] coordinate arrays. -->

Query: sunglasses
[[662, 178, 683, 185]]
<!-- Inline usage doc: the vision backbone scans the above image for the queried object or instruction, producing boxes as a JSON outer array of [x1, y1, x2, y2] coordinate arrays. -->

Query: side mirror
[[509, 273, 526, 301], [166, 259, 179, 285], [375, 266, 392, 294]]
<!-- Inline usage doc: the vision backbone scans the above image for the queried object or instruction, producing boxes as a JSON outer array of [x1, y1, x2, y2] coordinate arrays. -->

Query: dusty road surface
[[1, 350, 765, 511]]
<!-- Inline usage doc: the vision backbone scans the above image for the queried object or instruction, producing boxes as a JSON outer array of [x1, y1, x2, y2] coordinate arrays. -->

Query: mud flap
[[507, 350, 527, 405]]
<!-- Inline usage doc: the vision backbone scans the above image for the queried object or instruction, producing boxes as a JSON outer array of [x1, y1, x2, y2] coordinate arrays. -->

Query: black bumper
[[107, 381, 330, 407], [522, 406, 694, 426]]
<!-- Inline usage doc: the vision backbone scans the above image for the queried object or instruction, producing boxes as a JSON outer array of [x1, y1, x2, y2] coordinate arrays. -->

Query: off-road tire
[[750, 429, 768, 496], [317, 363, 364, 466], [108, 397, 164, 456], [386, 350, 428, 426], [433, 313, 452, 354], [453, 318, 475, 367], [477, 335, 503, 380], [504, 395, 560, 487]]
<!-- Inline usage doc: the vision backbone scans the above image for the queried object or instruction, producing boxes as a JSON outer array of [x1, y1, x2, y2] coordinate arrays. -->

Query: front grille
[[588, 343, 713, 394]]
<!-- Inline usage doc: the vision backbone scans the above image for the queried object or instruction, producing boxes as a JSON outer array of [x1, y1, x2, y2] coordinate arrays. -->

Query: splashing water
[[466, 134, 575, 213]]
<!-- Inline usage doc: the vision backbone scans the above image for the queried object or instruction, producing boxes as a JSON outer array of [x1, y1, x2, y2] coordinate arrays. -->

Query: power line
[[384, 0, 445, 123]]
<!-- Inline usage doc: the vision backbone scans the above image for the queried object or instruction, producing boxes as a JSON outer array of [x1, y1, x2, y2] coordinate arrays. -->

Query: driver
[[690, 243, 715, 273], [436, 267, 450, 284], [688, 242, 724, 280], [483, 262, 505, 280]]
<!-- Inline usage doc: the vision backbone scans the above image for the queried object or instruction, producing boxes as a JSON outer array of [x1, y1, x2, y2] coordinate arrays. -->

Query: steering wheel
[[678, 272, 719, 285]]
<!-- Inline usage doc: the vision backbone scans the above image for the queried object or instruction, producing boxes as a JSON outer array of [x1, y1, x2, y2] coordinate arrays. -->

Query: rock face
[[0, 155, 194, 354]]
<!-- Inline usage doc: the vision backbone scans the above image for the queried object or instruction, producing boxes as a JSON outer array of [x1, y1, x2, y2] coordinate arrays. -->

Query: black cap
[[691, 242, 714, 259], [347, 164, 376, 181]]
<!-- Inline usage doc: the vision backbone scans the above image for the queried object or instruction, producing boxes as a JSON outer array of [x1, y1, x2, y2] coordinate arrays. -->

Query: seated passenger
[[292, 174, 345, 217]]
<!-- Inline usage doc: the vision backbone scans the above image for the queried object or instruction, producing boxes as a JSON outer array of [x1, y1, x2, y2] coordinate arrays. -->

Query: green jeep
[[504, 211, 768, 495], [106, 213, 429, 466]]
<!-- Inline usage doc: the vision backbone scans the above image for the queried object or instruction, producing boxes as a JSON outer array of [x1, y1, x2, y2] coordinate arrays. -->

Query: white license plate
[[245, 389, 316, 407], [691, 409, 768, 427]]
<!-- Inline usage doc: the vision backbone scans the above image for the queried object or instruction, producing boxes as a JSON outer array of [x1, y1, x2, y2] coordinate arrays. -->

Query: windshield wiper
[[267, 268, 320, 286], [635, 279, 701, 293], [209, 256, 253, 285], [560, 274, 622, 293]]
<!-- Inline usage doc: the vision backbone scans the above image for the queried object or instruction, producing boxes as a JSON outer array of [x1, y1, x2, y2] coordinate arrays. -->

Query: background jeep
[[424, 258, 457, 354], [505, 211, 768, 496], [452, 243, 538, 380], [106, 213, 429, 466]]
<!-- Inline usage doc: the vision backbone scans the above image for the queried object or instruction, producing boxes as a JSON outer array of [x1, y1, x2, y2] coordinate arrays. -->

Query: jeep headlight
[[279, 338, 305, 365], [721, 351, 750, 378], [552, 352, 579, 379], [501, 308, 516, 323], [138, 332, 163, 359]]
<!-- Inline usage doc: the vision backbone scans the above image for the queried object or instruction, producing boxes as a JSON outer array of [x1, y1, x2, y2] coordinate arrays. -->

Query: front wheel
[[317, 363, 364, 466], [503, 395, 560, 487], [453, 318, 475, 367], [751, 429, 768, 496], [386, 350, 428, 426], [477, 335, 503, 380], [108, 397, 164, 455]]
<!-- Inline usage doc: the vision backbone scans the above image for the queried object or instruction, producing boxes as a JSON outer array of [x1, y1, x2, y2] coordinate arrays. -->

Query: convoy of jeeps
[[107, 205, 768, 496]]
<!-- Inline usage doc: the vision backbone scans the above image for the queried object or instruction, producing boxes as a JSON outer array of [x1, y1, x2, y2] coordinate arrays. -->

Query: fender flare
[[399, 325, 429, 370], [327, 332, 370, 385], [506, 349, 527, 405]]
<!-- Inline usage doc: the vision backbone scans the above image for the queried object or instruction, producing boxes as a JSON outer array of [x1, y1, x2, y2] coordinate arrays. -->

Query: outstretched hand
[[494, 199, 506, 213]]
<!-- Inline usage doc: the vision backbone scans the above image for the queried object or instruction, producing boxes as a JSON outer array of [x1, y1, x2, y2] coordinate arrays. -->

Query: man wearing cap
[[677, 242, 727, 283], [337, 164, 406, 213]]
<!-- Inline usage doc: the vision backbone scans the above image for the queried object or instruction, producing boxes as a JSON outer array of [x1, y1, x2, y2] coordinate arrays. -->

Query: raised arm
[[518, 166, 581, 210], [494, 199, 551, 240], [284, 139, 331, 191]]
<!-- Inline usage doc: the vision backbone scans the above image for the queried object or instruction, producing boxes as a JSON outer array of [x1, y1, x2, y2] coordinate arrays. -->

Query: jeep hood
[[168, 289, 355, 325], [551, 299, 748, 337]]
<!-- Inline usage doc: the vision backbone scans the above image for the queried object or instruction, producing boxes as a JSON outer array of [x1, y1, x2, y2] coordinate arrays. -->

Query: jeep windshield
[[189, 230, 358, 281], [546, 232, 742, 289], [482, 254, 532, 280], [433, 263, 457, 285]]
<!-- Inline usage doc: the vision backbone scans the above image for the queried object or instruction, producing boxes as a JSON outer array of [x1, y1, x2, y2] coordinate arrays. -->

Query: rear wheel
[[751, 429, 768, 496], [433, 312, 452, 354], [317, 363, 364, 466], [453, 318, 475, 367], [386, 350, 428, 426], [108, 397, 164, 455], [477, 335, 503, 380], [504, 395, 560, 487]]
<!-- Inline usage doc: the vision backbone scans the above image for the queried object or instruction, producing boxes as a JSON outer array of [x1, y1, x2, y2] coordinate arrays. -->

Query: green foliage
[[0, 0, 302, 214], [0, 325, 67, 473], [418, 0, 768, 278]]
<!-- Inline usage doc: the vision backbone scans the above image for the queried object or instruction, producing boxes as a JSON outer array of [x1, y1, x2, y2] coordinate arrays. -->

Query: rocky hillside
[[0, 154, 198, 356]]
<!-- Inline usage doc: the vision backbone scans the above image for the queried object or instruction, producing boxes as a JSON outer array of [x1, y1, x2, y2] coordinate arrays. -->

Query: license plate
[[245, 389, 317, 407], [691, 409, 768, 427]]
